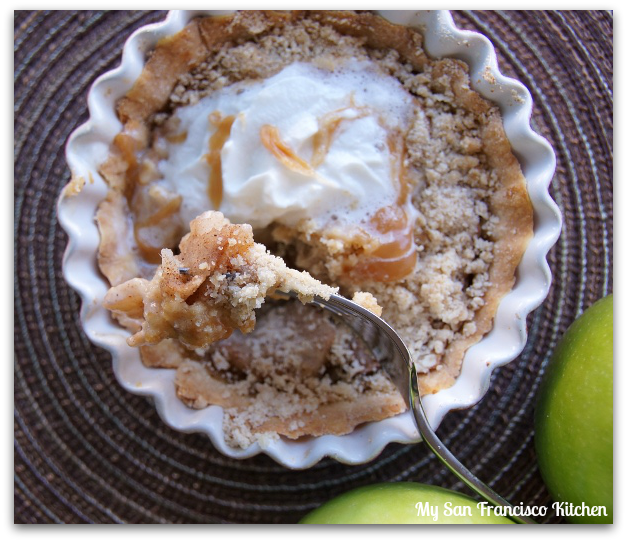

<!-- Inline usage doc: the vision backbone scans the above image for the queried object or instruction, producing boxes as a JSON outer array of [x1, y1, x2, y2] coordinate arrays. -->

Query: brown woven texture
[[14, 10, 613, 524]]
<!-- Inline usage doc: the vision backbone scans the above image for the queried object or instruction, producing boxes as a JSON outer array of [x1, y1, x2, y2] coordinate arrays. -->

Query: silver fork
[[283, 292, 535, 524]]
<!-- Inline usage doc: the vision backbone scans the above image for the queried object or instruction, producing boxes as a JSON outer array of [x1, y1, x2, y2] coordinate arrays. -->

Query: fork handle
[[409, 365, 536, 524]]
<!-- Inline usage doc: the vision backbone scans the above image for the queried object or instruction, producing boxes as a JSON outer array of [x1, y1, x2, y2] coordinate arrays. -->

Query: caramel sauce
[[369, 206, 414, 259], [260, 125, 315, 176], [134, 195, 183, 264], [166, 130, 188, 144], [346, 133, 417, 283], [348, 205, 417, 283], [261, 104, 367, 174], [310, 108, 365, 168], [386, 130, 410, 203], [111, 128, 166, 264], [350, 249, 417, 283], [113, 132, 142, 200], [205, 112, 236, 209], [260, 110, 416, 283]]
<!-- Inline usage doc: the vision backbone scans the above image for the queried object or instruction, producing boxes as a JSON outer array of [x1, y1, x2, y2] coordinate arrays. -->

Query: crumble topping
[[175, 301, 404, 448]]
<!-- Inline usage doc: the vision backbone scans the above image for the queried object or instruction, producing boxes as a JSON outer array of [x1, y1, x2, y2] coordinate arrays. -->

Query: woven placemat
[[14, 10, 613, 524]]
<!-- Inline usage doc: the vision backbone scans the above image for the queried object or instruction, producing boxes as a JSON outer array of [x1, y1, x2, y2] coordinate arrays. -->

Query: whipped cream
[[157, 61, 415, 230]]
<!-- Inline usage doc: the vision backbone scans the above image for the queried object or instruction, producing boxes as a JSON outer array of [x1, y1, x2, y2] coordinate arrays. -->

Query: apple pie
[[86, 10, 533, 447]]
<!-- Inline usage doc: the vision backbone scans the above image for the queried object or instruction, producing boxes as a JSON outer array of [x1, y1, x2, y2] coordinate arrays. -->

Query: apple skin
[[299, 482, 514, 524], [534, 294, 613, 524]]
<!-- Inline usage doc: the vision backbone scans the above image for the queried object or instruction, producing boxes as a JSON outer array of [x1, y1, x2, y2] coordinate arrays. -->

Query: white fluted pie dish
[[58, 10, 561, 469]]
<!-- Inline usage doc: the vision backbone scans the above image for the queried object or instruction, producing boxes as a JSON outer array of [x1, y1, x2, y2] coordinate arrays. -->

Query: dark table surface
[[14, 10, 613, 524]]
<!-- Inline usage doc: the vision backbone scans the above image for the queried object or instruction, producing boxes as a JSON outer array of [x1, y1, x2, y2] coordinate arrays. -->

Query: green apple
[[534, 294, 613, 523], [299, 482, 514, 524]]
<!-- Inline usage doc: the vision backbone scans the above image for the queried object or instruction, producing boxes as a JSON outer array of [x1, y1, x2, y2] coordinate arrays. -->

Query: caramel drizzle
[[350, 203, 417, 283], [260, 106, 416, 283], [133, 195, 183, 264], [261, 106, 369, 174], [346, 128, 416, 283], [113, 132, 142, 202], [166, 130, 188, 144], [260, 125, 315, 176], [205, 112, 236, 209], [310, 107, 367, 168]]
